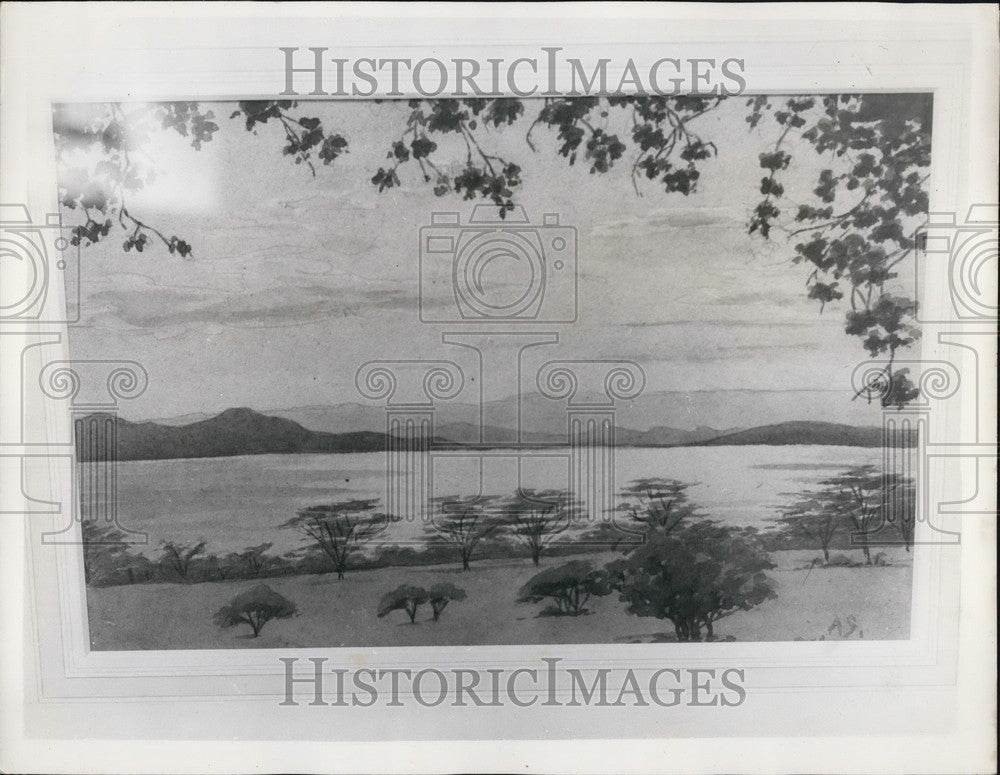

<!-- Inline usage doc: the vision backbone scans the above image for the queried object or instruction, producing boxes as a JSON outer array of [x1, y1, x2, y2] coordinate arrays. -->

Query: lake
[[83, 445, 883, 556]]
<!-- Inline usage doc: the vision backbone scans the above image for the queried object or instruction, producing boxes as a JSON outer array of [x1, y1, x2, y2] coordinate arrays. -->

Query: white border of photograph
[[1, 3, 995, 773]]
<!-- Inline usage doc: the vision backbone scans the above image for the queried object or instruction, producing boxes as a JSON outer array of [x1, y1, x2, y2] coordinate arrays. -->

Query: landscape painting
[[55, 93, 928, 649]]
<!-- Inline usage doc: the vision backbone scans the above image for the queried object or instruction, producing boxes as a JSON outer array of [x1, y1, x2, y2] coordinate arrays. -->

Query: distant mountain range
[[76, 407, 916, 462], [75, 408, 390, 462], [693, 421, 913, 448], [432, 421, 735, 447], [152, 389, 891, 435]]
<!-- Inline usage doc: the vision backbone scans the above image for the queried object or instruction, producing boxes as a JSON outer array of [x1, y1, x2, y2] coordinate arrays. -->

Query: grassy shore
[[86, 548, 913, 650]]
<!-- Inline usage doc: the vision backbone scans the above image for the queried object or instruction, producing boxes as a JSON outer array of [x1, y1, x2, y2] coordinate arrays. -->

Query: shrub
[[428, 583, 466, 621], [377, 584, 428, 624], [607, 522, 776, 641], [212, 584, 297, 637], [517, 560, 612, 616], [82, 521, 151, 586]]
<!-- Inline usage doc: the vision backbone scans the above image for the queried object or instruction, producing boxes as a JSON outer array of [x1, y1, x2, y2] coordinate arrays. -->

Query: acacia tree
[[158, 538, 208, 581], [213, 584, 297, 638], [578, 477, 702, 551], [236, 542, 275, 578], [376, 584, 428, 625], [427, 495, 502, 571], [498, 489, 576, 565], [820, 466, 913, 564], [773, 467, 915, 562], [771, 495, 842, 563], [54, 94, 928, 406], [283, 498, 388, 579], [428, 583, 467, 622], [205, 552, 237, 581], [615, 478, 703, 536], [517, 560, 612, 617]]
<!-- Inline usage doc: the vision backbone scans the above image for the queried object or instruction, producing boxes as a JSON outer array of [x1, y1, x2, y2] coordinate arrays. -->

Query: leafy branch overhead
[[53, 100, 346, 256], [746, 94, 929, 406], [53, 93, 929, 406], [231, 100, 348, 174]]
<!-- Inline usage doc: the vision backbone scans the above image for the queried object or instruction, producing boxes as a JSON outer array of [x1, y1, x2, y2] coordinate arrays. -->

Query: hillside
[[75, 408, 391, 461], [433, 421, 732, 447], [694, 421, 917, 447]]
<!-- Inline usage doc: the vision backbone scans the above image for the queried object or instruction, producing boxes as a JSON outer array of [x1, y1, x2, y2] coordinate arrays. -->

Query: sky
[[60, 97, 911, 427]]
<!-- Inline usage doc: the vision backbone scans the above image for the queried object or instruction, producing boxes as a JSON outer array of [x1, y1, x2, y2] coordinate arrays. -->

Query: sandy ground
[[86, 548, 913, 650]]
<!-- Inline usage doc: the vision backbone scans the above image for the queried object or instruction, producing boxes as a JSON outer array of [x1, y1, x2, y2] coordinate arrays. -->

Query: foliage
[[770, 466, 915, 560], [372, 98, 525, 212], [81, 521, 152, 585], [53, 101, 344, 256], [576, 520, 640, 552], [745, 94, 929, 406], [614, 478, 703, 536], [53, 94, 928, 405], [376, 582, 467, 624], [282, 498, 389, 579], [816, 466, 915, 562], [606, 521, 776, 641], [204, 552, 237, 580], [202, 542, 281, 581], [497, 489, 576, 565], [771, 495, 842, 563], [231, 100, 348, 173], [579, 477, 702, 551], [376, 584, 428, 624], [157, 538, 207, 581], [517, 559, 612, 616], [235, 542, 276, 577], [426, 495, 503, 570], [212, 583, 297, 637], [427, 582, 467, 622]]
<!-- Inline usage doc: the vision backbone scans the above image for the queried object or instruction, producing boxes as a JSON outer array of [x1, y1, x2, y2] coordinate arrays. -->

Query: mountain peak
[[215, 407, 264, 419]]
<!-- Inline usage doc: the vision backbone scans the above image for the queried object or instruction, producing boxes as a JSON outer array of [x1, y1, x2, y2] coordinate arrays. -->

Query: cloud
[[608, 341, 818, 366], [710, 290, 796, 307], [589, 206, 743, 238], [84, 281, 423, 331], [614, 319, 821, 329]]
